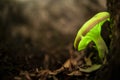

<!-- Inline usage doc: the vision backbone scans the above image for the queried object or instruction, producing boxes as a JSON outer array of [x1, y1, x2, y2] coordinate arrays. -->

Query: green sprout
[[74, 12, 110, 61]]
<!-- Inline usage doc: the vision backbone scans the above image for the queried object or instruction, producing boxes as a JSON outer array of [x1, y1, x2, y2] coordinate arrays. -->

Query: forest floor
[[9, 42, 102, 80]]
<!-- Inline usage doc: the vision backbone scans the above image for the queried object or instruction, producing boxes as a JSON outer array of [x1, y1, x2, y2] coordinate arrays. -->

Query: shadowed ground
[[0, 0, 106, 80]]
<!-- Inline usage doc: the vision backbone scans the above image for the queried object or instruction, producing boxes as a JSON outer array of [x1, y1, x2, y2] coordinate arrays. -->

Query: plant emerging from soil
[[73, 12, 110, 73], [74, 12, 110, 62]]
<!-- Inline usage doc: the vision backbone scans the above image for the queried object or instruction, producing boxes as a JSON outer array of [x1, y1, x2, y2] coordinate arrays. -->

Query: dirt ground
[[0, 0, 106, 80]]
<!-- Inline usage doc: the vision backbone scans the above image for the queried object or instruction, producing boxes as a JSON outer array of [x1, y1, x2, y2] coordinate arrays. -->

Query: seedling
[[74, 12, 110, 61]]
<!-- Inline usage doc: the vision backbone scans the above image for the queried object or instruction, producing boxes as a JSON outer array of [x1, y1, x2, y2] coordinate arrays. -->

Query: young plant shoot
[[74, 12, 110, 61]]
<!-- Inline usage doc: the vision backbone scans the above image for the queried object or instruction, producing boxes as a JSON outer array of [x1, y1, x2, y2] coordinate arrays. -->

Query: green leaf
[[79, 64, 102, 73], [74, 12, 110, 60]]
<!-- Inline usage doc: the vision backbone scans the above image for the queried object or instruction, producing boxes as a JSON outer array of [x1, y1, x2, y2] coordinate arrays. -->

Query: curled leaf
[[74, 12, 110, 60]]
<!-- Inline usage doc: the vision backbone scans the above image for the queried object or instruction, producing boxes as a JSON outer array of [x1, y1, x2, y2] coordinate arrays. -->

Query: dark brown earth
[[0, 0, 107, 80]]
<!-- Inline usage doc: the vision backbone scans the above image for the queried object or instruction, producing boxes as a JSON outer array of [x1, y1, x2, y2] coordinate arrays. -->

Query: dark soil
[[0, 0, 107, 80]]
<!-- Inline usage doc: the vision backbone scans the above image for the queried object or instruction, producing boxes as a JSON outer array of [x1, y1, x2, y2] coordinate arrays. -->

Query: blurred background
[[0, 0, 106, 79]]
